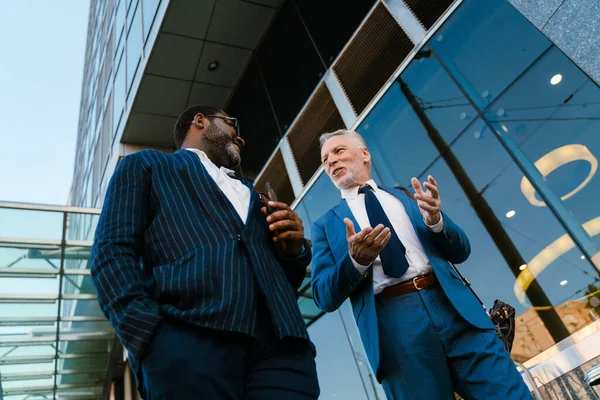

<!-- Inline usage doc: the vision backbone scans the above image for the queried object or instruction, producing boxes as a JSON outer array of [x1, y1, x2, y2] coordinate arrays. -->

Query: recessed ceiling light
[[560, 280, 568, 286], [506, 210, 516, 218], [208, 61, 220, 71], [519, 264, 527, 271], [551, 74, 562, 85]]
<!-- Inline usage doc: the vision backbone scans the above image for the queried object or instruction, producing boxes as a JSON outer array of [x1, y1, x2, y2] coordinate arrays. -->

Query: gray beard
[[334, 171, 357, 190], [204, 124, 241, 168]]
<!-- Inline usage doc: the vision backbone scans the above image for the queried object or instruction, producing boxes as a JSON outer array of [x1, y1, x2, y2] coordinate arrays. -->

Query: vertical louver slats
[[287, 84, 345, 184], [255, 150, 296, 206], [332, 3, 414, 115], [402, 0, 455, 29]]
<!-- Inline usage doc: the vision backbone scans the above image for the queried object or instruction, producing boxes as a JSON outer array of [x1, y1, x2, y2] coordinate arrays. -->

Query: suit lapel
[[332, 200, 360, 230], [175, 150, 244, 230], [329, 200, 360, 260]]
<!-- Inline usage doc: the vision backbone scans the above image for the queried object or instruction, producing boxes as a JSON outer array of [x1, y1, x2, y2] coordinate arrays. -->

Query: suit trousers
[[376, 284, 533, 400], [136, 297, 320, 400]]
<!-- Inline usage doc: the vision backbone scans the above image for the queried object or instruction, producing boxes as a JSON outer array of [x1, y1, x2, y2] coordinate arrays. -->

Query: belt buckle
[[413, 276, 423, 291]]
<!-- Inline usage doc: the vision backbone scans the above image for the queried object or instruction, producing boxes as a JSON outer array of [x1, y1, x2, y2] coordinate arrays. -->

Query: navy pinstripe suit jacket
[[90, 149, 311, 360]]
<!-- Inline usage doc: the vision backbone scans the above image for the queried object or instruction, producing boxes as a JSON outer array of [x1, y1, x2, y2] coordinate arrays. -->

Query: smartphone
[[265, 182, 278, 214]]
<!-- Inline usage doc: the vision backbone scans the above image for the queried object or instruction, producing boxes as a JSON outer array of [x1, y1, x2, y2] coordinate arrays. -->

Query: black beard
[[204, 124, 241, 168]]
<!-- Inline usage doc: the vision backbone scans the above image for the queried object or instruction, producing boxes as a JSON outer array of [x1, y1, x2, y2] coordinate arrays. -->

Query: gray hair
[[319, 129, 368, 149]]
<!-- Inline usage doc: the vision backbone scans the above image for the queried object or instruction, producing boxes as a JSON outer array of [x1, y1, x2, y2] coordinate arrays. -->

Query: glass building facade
[[293, 1, 600, 398], [0, 203, 106, 399], [70, 0, 600, 398], [71, 0, 165, 209]]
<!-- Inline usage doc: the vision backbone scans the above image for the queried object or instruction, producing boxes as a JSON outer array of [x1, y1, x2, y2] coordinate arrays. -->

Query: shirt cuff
[[426, 213, 444, 233], [350, 255, 371, 275]]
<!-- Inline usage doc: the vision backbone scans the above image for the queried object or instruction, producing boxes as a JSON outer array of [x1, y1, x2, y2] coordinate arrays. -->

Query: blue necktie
[[359, 185, 408, 278]]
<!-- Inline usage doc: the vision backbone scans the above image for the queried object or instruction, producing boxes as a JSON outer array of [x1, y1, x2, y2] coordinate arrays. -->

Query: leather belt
[[378, 274, 438, 299]]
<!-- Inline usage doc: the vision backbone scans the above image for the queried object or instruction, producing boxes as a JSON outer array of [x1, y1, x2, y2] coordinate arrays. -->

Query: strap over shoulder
[[394, 186, 415, 201]]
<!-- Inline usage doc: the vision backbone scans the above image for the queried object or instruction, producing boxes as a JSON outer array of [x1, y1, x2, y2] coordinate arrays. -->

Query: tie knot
[[358, 184, 373, 194]]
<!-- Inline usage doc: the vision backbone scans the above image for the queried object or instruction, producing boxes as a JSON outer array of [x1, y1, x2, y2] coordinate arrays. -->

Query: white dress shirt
[[185, 148, 251, 224], [342, 180, 444, 295]]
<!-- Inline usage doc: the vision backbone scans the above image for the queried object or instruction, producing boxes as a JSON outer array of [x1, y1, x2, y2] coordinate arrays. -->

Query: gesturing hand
[[411, 175, 441, 226], [344, 218, 391, 266]]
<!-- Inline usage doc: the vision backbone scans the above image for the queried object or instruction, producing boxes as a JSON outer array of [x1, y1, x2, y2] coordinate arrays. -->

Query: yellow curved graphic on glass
[[514, 216, 600, 305], [520, 144, 597, 207]]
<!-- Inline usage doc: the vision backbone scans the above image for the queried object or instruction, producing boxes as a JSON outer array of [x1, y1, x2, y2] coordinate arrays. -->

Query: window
[[142, 0, 161, 42], [113, 53, 126, 135], [353, 0, 600, 364], [295, 0, 376, 67], [257, 1, 326, 131], [126, 1, 143, 93], [299, 0, 600, 368]]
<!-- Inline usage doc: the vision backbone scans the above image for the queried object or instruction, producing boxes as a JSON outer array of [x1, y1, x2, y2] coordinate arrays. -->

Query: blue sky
[[0, 1, 90, 205]]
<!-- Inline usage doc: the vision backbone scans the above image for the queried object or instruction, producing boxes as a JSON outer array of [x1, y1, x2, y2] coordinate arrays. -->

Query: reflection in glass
[[0, 245, 62, 269], [428, 0, 550, 107], [398, 71, 569, 346], [126, 3, 143, 93], [302, 172, 343, 223], [0, 209, 63, 241], [257, 0, 326, 131], [67, 213, 99, 242], [348, 0, 600, 358], [489, 46, 600, 256], [0, 204, 110, 397], [142, 0, 161, 41], [309, 311, 370, 399], [113, 53, 126, 133]]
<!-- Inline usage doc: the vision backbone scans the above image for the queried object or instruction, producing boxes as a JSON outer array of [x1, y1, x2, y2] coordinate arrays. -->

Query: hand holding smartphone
[[264, 182, 278, 214]]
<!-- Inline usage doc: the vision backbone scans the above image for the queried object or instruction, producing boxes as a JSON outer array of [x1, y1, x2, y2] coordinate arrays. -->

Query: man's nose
[[235, 136, 246, 148]]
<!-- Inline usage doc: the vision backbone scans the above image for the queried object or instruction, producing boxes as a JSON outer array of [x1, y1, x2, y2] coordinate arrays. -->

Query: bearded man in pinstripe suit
[[90, 105, 319, 400]]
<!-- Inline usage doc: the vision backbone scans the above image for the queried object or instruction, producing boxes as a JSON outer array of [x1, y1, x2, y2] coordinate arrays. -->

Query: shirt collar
[[184, 148, 236, 177], [341, 179, 378, 200]]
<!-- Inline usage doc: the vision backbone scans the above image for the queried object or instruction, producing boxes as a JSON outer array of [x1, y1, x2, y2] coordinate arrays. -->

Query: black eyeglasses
[[192, 115, 241, 137]]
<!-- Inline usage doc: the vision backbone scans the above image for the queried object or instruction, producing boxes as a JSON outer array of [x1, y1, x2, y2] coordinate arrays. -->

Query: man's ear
[[362, 147, 371, 164], [192, 113, 206, 130]]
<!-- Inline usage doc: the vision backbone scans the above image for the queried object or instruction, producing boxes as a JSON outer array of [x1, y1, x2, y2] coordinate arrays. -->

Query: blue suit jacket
[[310, 186, 493, 380], [91, 149, 311, 361]]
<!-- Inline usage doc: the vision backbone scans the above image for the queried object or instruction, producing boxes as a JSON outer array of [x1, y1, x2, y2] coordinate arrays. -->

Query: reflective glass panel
[[429, 0, 551, 107], [356, 53, 479, 188], [142, 0, 161, 41], [67, 212, 100, 242], [0, 244, 62, 270], [489, 46, 600, 256], [351, 0, 600, 363], [0, 209, 63, 241], [302, 172, 341, 223], [309, 310, 370, 399], [113, 52, 126, 136], [126, 2, 143, 93], [257, 1, 326, 131]]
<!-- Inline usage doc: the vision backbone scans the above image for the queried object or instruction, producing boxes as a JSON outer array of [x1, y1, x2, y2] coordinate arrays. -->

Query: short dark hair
[[173, 104, 222, 149]]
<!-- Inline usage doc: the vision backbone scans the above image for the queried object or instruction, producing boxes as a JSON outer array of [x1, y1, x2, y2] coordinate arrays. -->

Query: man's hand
[[262, 201, 304, 257], [411, 175, 441, 226], [345, 218, 391, 266]]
